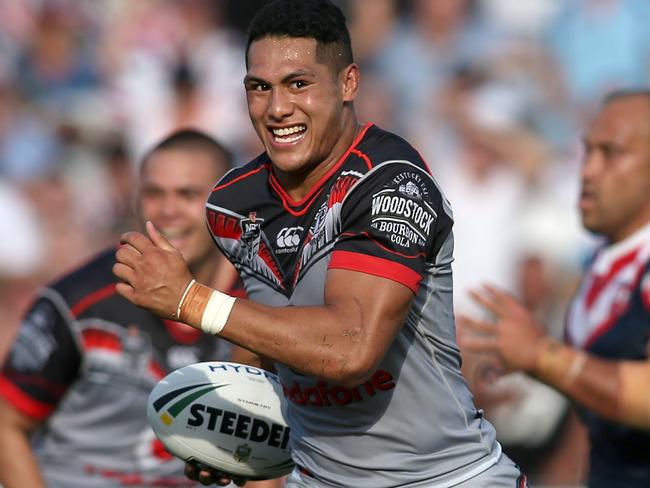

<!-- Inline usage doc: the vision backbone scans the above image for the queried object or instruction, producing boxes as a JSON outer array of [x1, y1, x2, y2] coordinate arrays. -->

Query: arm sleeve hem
[[329, 250, 421, 293]]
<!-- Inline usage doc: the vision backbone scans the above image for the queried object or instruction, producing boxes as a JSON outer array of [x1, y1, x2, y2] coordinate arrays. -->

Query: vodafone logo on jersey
[[283, 370, 396, 407], [275, 226, 303, 254]]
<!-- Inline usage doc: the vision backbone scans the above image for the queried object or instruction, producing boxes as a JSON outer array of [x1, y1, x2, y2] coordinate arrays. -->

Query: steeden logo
[[152, 383, 228, 425]]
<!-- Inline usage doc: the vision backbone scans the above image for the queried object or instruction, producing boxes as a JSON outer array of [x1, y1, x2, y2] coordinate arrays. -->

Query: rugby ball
[[147, 361, 293, 480]]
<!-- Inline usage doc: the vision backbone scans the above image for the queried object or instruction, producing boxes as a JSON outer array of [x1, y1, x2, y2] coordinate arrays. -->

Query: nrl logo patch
[[239, 212, 264, 262], [233, 443, 252, 462]]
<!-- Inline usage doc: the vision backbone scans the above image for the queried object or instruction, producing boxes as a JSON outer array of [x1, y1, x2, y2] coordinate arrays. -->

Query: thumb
[[146, 221, 176, 252]]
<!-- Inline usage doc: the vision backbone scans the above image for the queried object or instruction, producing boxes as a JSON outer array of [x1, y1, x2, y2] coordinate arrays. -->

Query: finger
[[115, 282, 136, 302], [233, 476, 248, 486], [457, 315, 497, 335], [120, 231, 154, 254], [482, 284, 519, 311], [184, 462, 199, 481], [112, 262, 136, 285], [146, 221, 177, 252], [467, 288, 501, 315], [457, 333, 498, 354], [115, 244, 142, 269]]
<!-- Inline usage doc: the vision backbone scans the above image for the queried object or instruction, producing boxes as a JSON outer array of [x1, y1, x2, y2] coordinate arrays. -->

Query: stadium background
[[2, 0, 649, 486]]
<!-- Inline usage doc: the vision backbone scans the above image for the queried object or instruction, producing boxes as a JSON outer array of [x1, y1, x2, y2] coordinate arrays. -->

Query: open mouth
[[271, 124, 306, 144]]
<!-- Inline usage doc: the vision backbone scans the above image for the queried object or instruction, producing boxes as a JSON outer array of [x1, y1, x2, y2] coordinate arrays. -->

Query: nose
[[581, 150, 602, 182], [267, 87, 293, 121], [159, 194, 181, 219]]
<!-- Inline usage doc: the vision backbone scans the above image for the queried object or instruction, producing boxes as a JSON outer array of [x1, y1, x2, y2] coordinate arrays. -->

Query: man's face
[[138, 148, 224, 268], [244, 36, 355, 177], [580, 96, 650, 242]]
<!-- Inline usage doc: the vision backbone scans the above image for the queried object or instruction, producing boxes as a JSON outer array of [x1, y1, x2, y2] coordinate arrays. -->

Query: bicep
[[0, 395, 41, 434], [324, 268, 414, 369]]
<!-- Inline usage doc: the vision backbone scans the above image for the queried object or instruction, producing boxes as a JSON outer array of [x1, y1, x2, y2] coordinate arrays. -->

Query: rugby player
[[459, 90, 650, 487], [114, 1, 528, 486], [0, 130, 278, 488]]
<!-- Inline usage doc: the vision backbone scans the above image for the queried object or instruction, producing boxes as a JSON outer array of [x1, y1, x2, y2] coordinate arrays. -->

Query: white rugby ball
[[147, 361, 293, 480]]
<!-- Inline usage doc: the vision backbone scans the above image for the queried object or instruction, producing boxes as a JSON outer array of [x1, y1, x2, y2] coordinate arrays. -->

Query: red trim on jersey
[[162, 320, 202, 344], [269, 178, 325, 216], [70, 284, 117, 317], [585, 248, 639, 309], [0, 375, 55, 420], [351, 148, 373, 170], [212, 163, 272, 193], [148, 360, 166, 380], [81, 329, 122, 352], [206, 209, 242, 240], [268, 122, 373, 211], [584, 262, 647, 349], [329, 250, 421, 293]]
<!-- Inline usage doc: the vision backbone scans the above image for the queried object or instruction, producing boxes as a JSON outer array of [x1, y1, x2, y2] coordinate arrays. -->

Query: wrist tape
[[535, 339, 586, 389], [178, 281, 236, 335]]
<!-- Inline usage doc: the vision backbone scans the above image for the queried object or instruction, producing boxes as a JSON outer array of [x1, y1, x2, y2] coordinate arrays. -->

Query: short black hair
[[140, 129, 233, 175], [246, 0, 353, 73]]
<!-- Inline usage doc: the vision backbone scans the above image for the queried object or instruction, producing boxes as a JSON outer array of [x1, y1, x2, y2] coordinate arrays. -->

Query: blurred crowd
[[3, 0, 650, 486]]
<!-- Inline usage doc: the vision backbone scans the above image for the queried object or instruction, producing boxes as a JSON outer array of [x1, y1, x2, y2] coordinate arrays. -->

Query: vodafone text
[[283, 370, 396, 407]]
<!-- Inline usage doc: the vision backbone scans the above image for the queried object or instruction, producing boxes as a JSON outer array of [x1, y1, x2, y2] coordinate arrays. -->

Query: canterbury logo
[[276, 226, 303, 248], [152, 383, 228, 425]]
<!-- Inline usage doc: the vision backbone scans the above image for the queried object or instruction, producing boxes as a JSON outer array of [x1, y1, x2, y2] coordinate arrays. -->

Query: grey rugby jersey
[[207, 124, 503, 487], [0, 249, 239, 487]]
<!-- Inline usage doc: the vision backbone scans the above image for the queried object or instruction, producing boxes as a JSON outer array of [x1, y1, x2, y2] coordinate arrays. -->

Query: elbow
[[326, 352, 378, 388]]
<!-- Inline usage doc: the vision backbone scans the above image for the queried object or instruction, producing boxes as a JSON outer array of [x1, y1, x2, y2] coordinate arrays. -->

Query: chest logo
[[239, 212, 264, 262], [276, 226, 303, 253]]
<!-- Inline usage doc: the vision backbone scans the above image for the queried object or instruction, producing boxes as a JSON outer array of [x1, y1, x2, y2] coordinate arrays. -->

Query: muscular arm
[[458, 285, 650, 430], [114, 226, 413, 386], [0, 397, 46, 488]]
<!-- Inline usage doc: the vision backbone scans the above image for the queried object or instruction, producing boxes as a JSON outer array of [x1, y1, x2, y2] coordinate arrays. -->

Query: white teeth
[[272, 125, 306, 136]]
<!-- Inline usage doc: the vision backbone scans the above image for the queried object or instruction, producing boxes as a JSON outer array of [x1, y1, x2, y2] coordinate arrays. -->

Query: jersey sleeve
[[331, 162, 451, 293], [0, 293, 82, 420]]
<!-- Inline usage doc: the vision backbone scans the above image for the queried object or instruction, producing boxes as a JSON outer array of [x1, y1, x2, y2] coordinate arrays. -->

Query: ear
[[340, 63, 360, 102]]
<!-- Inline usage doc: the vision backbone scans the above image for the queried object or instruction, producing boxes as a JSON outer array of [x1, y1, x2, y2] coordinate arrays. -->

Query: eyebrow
[[244, 69, 315, 85]]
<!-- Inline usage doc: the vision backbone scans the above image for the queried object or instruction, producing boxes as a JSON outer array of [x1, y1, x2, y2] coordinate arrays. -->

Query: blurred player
[[459, 90, 650, 487], [114, 1, 528, 486], [0, 129, 278, 488]]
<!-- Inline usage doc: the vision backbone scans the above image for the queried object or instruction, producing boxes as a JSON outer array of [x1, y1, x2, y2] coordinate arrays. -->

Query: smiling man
[[459, 91, 650, 487], [114, 1, 527, 487], [0, 129, 263, 488]]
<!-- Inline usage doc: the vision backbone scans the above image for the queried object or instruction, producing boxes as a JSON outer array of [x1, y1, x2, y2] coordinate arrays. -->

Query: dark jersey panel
[[1, 294, 81, 418], [0, 247, 237, 487], [334, 161, 453, 292]]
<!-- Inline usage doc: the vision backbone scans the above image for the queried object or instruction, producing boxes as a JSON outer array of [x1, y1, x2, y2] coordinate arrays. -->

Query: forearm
[[532, 339, 650, 430], [184, 284, 369, 384], [0, 427, 46, 488], [178, 276, 409, 385]]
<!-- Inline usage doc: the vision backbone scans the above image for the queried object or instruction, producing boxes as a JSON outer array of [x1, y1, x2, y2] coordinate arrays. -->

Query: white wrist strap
[[176, 279, 196, 319], [200, 290, 237, 335]]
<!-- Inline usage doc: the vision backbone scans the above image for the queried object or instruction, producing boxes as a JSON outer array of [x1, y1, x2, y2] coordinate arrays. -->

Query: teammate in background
[[459, 90, 650, 487], [114, 1, 528, 486], [0, 129, 279, 488]]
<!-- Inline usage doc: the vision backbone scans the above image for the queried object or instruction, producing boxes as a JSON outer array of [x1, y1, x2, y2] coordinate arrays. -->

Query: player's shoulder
[[211, 153, 271, 194], [49, 247, 118, 312], [355, 124, 431, 176]]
